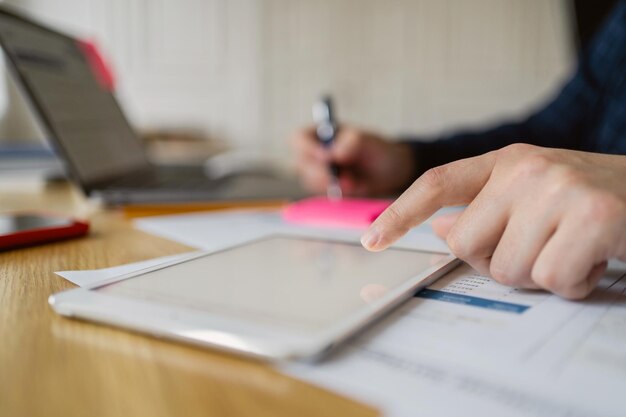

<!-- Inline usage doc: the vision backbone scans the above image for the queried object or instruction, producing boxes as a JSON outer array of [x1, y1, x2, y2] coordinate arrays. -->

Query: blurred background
[[0, 0, 610, 170]]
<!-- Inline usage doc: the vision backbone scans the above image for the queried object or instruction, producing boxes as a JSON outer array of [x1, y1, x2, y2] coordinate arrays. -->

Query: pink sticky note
[[282, 197, 392, 229]]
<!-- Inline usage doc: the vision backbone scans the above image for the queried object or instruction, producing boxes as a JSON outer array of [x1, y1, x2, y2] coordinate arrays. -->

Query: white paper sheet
[[56, 253, 195, 287]]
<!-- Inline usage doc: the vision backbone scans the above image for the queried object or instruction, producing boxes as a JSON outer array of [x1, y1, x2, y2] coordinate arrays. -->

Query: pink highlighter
[[282, 197, 392, 229]]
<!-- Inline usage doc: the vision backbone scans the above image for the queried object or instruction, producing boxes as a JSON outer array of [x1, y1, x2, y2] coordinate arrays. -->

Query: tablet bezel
[[49, 235, 460, 361]]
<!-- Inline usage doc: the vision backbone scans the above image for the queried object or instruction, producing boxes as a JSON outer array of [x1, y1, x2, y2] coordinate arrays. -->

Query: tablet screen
[[97, 237, 445, 332]]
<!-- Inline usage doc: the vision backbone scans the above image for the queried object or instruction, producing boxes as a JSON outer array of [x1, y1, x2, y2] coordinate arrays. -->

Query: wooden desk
[[0, 181, 377, 417]]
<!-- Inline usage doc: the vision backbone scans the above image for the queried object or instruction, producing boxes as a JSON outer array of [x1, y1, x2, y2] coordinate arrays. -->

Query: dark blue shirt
[[409, 1, 626, 174]]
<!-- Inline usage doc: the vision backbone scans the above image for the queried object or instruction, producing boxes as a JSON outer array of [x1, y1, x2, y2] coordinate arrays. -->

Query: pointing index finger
[[361, 152, 497, 251]]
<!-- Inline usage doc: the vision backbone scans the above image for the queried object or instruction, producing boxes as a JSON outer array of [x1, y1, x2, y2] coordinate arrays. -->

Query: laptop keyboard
[[106, 168, 216, 190]]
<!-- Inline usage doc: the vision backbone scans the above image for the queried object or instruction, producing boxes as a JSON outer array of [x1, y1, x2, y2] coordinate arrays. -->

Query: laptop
[[0, 6, 305, 205]]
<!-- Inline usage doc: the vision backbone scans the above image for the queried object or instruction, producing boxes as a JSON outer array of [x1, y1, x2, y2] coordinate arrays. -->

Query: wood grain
[[0, 181, 377, 417]]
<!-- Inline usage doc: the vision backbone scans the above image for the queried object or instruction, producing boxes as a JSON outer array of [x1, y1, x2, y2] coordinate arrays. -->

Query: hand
[[361, 144, 626, 299], [290, 126, 415, 197]]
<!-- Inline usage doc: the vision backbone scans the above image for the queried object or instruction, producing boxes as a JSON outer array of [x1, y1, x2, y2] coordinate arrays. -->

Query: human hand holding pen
[[291, 124, 415, 198], [361, 144, 626, 300]]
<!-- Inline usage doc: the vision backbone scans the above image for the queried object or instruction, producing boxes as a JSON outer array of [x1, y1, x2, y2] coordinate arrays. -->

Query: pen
[[313, 95, 343, 200]]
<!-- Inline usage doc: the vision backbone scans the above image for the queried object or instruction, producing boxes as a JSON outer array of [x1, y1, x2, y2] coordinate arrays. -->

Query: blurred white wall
[[0, 0, 575, 157]]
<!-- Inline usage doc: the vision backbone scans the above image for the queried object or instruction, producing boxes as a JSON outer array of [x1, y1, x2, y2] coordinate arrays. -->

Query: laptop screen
[[0, 9, 149, 188]]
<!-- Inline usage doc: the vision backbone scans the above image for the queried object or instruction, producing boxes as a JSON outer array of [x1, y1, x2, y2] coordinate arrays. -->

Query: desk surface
[[0, 181, 377, 417]]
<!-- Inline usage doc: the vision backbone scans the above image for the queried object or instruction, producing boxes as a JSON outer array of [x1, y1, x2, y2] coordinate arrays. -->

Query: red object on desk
[[77, 39, 116, 91], [0, 213, 89, 251]]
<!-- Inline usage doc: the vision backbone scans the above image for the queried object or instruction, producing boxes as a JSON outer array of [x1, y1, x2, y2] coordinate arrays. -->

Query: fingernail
[[361, 228, 382, 251]]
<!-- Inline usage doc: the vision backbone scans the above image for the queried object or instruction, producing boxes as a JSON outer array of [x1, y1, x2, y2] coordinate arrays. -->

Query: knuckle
[[512, 154, 553, 180], [532, 267, 559, 293], [489, 255, 529, 288], [580, 191, 625, 223], [552, 166, 585, 190], [420, 166, 447, 193], [498, 143, 536, 157], [446, 232, 480, 261], [489, 263, 519, 287], [446, 231, 467, 258]]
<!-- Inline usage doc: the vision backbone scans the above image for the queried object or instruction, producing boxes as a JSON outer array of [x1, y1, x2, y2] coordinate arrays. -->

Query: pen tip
[[327, 182, 343, 201]]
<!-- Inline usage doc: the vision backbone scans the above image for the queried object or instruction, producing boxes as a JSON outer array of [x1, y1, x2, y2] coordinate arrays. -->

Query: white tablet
[[49, 236, 459, 361]]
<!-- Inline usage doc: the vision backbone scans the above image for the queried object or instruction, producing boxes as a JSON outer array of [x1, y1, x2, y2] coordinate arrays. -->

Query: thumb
[[432, 211, 463, 240]]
